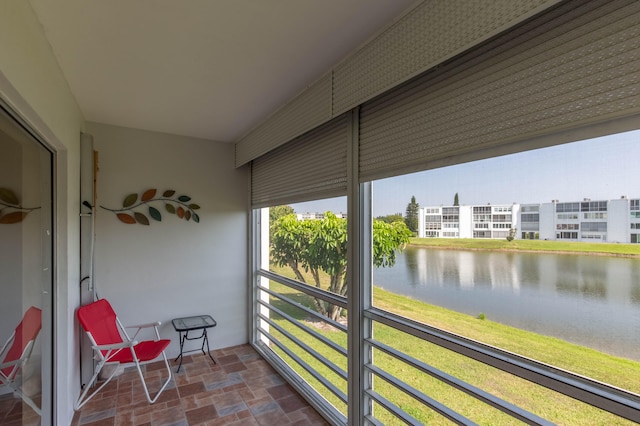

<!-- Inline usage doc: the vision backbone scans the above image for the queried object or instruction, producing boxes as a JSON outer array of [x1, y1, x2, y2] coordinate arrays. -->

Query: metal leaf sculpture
[[0, 188, 40, 224], [101, 188, 201, 225]]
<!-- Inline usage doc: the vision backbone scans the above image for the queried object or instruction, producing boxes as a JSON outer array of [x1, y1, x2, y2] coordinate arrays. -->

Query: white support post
[[347, 107, 373, 425]]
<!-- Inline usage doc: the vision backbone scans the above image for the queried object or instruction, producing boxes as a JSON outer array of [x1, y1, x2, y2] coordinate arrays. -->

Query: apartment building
[[418, 204, 519, 239], [296, 212, 348, 221], [419, 197, 640, 243]]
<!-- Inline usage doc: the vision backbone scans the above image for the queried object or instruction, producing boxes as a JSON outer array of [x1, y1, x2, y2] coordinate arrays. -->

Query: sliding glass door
[[0, 105, 53, 425]]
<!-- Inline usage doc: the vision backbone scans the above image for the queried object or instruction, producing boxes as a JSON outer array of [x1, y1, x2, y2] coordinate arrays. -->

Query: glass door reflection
[[0, 106, 52, 425]]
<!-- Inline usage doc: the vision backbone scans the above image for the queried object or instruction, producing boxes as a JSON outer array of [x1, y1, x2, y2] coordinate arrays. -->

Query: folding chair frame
[[75, 313, 172, 410], [0, 307, 42, 416]]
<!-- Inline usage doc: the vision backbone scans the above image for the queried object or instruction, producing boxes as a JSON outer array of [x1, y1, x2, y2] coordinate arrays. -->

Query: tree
[[375, 213, 404, 224], [453, 192, 459, 206], [404, 196, 419, 235], [269, 205, 294, 225], [507, 227, 517, 242], [270, 212, 412, 321]]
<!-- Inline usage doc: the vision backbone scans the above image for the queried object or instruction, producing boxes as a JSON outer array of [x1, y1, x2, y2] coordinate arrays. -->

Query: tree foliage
[[269, 205, 295, 225], [404, 195, 420, 234], [375, 213, 404, 224], [270, 212, 412, 320], [454, 192, 459, 206]]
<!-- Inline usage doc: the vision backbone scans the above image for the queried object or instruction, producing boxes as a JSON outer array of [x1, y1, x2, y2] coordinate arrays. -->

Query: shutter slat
[[359, 0, 640, 182], [251, 114, 348, 208]]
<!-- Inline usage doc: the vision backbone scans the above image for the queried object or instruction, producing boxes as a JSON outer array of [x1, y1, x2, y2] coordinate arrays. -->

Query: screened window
[[371, 132, 640, 423]]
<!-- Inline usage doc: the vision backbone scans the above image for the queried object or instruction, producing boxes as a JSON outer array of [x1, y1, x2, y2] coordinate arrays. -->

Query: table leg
[[174, 331, 187, 373], [202, 329, 216, 364]]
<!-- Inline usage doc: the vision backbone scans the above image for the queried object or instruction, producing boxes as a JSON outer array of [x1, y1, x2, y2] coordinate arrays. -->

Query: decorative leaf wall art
[[0, 188, 40, 224], [101, 189, 201, 225]]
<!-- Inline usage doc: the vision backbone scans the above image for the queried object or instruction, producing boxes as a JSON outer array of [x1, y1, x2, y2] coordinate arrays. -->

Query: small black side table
[[171, 315, 217, 373]]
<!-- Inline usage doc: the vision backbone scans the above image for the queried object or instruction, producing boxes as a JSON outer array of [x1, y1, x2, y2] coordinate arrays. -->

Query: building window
[[473, 206, 491, 214], [557, 213, 579, 220], [473, 230, 492, 238], [521, 213, 539, 222], [581, 200, 608, 212], [583, 212, 607, 220], [556, 224, 579, 230], [556, 202, 580, 213], [493, 206, 512, 213], [473, 214, 491, 222], [581, 222, 607, 232], [557, 231, 579, 239]]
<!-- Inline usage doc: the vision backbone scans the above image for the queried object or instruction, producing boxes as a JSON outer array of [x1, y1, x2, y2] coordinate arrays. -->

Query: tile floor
[[17, 343, 328, 426], [0, 394, 41, 426]]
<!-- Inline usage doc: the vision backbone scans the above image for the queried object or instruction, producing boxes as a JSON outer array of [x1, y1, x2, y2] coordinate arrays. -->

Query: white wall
[[608, 198, 630, 243], [459, 206, 472, 239], [539, 203, 556, 240], [0, 2, 84, 424], [88, 122, 249, 356]]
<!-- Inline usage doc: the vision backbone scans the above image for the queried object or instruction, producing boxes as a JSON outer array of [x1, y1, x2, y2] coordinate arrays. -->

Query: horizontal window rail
[[259, 269, 348, 310], [257, 327, 348, 405], [256, 294, 347, 357], [367, 307, 640, 423], [257, 310, 347, 381], [367, 363, 476, 425], [365, 389, 426, 426], [367, 340, 553, 425], [257, 281, 347, 334]]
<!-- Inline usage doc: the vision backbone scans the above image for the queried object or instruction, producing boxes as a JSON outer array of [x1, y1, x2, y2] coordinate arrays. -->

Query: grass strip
[[409, 237, 640, 257]]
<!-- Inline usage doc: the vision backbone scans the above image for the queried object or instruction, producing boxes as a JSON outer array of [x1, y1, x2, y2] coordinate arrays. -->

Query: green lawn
[[265, 264, 640, 425], [410, 237, 640, 257]]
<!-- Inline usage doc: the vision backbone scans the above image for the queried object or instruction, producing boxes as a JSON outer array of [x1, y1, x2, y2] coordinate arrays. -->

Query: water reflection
[[374, 247, 640, 360]]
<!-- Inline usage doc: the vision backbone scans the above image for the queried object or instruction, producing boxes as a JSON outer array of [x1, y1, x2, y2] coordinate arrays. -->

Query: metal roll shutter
[[251, 113, 348, 208], [359, 0, 640, 182]]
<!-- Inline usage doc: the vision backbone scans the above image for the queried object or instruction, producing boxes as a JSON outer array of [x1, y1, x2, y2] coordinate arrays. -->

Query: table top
[[172, 315, 217, 331]]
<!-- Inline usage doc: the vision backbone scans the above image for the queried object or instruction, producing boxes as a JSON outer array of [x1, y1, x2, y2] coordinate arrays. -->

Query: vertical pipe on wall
[[79, 132, 95, 389]]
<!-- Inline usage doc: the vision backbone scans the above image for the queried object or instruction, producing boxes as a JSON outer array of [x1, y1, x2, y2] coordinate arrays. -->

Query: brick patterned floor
[[66, 344, 329, 426]]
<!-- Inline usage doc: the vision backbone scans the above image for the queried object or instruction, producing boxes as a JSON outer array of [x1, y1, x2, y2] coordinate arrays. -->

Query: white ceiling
[[28, 0, 415, 143]]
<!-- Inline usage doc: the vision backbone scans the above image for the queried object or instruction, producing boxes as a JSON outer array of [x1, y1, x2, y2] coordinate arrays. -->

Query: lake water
[[373, 247, 640, 361]]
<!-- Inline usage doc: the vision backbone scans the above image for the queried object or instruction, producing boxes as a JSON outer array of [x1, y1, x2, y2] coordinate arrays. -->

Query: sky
[[291, 129, 640, 217]]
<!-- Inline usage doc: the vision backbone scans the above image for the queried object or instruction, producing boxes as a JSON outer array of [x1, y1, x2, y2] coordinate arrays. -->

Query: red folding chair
[[75, 299, 171, 410], [0, 306, 42, 416]]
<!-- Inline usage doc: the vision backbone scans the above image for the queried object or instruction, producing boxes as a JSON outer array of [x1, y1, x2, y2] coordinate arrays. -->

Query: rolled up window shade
[[251, 113, 348, 208], [359, 0, 640, 182]]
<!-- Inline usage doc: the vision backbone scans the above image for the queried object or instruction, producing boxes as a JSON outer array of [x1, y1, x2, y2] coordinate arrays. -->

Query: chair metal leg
[[74, 359, 118, 410], [134, 351, 173, 404]]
